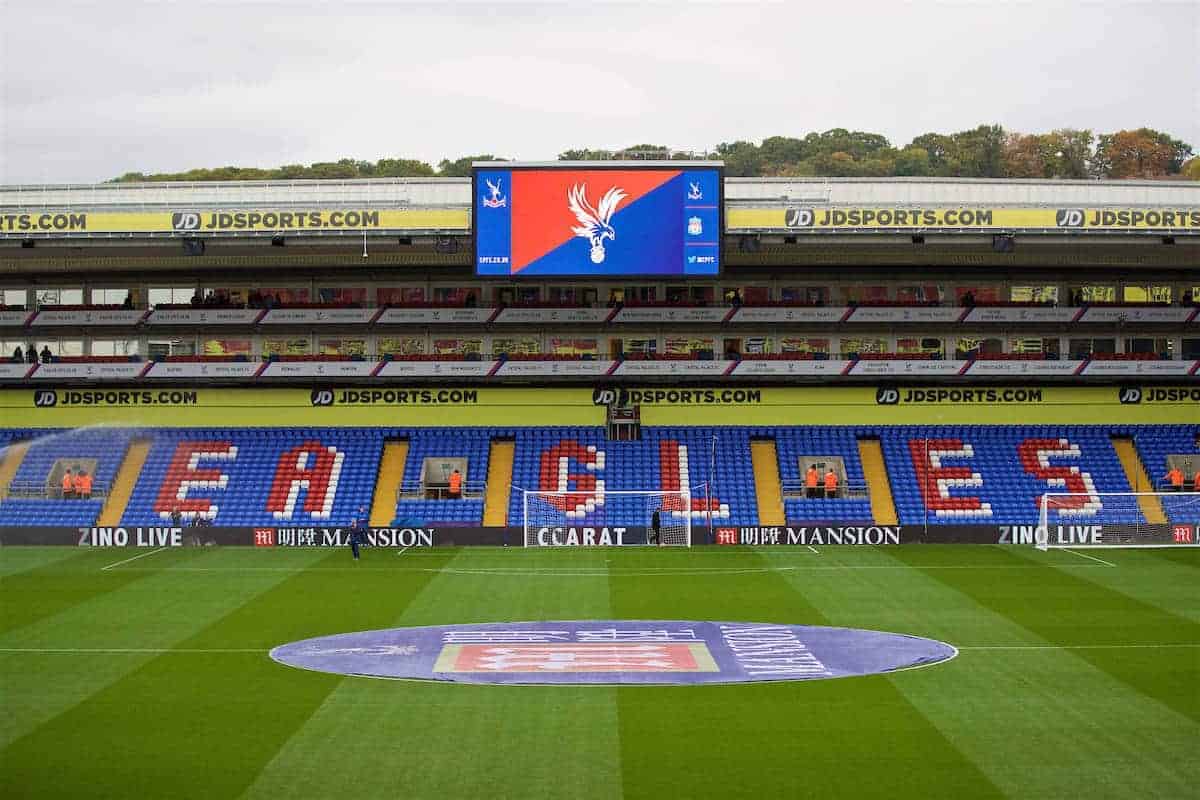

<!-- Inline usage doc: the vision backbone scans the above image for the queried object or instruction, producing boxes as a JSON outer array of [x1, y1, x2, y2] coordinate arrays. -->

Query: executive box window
[[1122, 285, 1172, 304], [1009, 338, 1060, 357], [896, 337, 945, 358], [842, 286, 888, 304], [492, 337, 540, 356], [779, 337, 830, 355], [1069, 338, 1116, 359], [318, 338, 367, 357], [432, 338, 482, 356], [840, 338, 887, 356], [90, 288, 132, 306], [0, 288, 28, 308], [148, 339, 196, 359], [201, 338, 252, 357], [1125, 338, 1173, 357], [549, 338, 599, 357], [89, 339, 139, 356], [148, 287, 196, 308], [317, 287, 367, 305], [954, 286, 1002, 304], [35, 288, 84, 307], [377, 336, 425, 356], [896, 285, 944, 304], [780, 286, 830, 305], [376, 287, 426, 306], [956, 337, 1004, 359], [263, 337, 312, 357], [1011, 285, 1058, 304]]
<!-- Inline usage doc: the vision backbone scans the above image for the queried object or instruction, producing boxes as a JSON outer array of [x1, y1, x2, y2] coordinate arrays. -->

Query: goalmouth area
[[1, 543, 1195, 798]]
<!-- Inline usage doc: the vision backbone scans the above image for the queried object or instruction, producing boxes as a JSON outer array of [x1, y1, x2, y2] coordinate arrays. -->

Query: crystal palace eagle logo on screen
[[482, 178, 507, 209], [568, 183, 627, 264]]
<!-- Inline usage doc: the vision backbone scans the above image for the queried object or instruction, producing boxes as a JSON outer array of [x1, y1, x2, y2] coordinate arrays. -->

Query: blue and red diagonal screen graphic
[[474, 167, 720, 276]]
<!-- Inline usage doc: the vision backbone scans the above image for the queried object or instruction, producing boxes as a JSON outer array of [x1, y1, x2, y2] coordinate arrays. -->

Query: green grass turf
[[0, 545, 1196, 799]]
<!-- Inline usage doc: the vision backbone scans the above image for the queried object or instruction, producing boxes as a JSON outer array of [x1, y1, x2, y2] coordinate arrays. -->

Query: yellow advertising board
[[5, 205, 1197, 236], [2, 385, 1195, 428], [727, 206, 1200, 231], [0, 208, 469, 235]]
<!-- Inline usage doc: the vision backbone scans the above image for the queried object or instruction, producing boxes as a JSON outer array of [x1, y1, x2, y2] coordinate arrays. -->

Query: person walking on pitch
[[349, 506, 367, 560]]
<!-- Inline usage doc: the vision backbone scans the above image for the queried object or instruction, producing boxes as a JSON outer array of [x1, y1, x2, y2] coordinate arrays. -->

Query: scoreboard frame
[[471, 160, 725, 280]]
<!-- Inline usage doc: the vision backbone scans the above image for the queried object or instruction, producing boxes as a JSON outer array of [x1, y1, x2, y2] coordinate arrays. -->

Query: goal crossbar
[[1036, 491, 1199, 549], [522, 489, 693, 547]]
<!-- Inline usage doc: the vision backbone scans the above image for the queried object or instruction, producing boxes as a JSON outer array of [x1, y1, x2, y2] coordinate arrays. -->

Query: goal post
[[523, 489, 692, 547], [1036, 491, 1200, 550]]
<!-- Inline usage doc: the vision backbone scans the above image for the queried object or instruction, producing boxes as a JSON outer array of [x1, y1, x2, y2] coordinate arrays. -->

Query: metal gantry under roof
[[1, 176, 1196, 212]]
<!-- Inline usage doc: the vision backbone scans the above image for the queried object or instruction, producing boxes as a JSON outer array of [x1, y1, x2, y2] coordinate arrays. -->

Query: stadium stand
[[0, 427, 134, 525], [1132, 426, 1200, 522], [880, 425, 1143, 525], [120, 428, 381, 527], [776, 427, 874, 522], [0, 425, 1197, 528]]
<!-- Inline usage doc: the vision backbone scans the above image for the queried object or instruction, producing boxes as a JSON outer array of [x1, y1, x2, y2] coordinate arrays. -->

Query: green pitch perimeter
[[1, 545, 1196, 799]]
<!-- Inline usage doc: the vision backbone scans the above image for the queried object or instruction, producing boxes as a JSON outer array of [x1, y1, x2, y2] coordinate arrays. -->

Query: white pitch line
[[806, 545, 819, 554], [100, 547, 169, 571], [957, 643, 1199, 651], [397, 546, 410, 557], [3, 643, 1193, 656], [0, 647, 267, 654], [1061, 548, 1117, 567], [100, 563, 1113, 575]]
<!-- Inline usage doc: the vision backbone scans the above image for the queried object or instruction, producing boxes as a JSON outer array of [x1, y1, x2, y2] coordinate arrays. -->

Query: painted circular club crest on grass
[[270, 621, 957, 685]]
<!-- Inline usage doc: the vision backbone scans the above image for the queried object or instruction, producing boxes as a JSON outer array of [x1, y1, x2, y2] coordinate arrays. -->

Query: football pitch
[[1, 544, 1196, 799]]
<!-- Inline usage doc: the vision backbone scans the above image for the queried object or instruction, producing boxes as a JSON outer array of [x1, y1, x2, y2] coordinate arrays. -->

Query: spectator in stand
[[11, 345, 22, 363], [1193, 469, 1200, 493], [824, 468, 838, 499], [1183, 290, 1194, 307], [40, 345, 52, 364], [448, 468, 463, 499], [170, 508, 182, 527], [464, 292, 478, 308], [961, 291, 976, 307], [25, 346, 37, 364], [728, 288, 742, 307], [74, 469, 92, 500], [122, 293, 133, 309], [61, 468, 74, 499], [1164, 466, 1184, 492], [191, 290, 203, 306], [805, 465, 820, 498]]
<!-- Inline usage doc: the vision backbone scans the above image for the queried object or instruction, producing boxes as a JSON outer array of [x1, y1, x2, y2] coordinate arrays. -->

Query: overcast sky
[[1, 0, 1197, 184]]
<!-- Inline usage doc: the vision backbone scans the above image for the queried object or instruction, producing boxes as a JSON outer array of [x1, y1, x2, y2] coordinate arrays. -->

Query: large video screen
[[473, 163, 722, 277]]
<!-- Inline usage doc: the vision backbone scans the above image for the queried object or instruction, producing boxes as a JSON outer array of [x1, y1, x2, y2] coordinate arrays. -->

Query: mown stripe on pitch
[[242, 546, 626, 800], [0, 547, 332, 750], [0, 546, 90, 578], [890, 545, 1200, 723], [769, 545, 1197, 799], [1, 547, 458, 800], [608, 547, 1005, 800], [0, 548, 176, 636], [1144, 547, 1200, 569]]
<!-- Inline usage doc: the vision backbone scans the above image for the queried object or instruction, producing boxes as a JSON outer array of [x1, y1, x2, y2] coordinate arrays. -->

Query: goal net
[[1036, 491, 1200, 549], [523, 489, 692, 547]]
